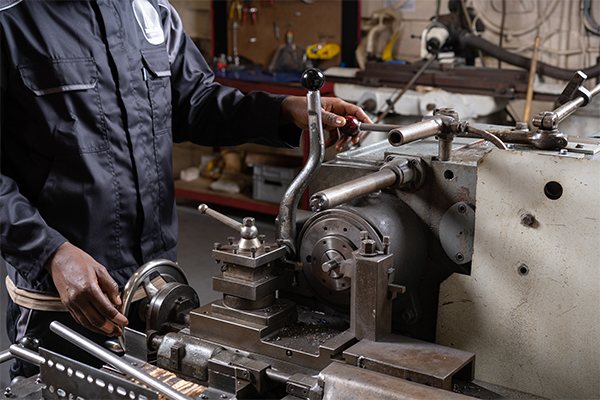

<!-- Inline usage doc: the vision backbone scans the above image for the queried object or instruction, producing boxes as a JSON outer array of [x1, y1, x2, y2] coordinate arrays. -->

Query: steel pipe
[[388, 117, 444, 147], [310, 169, 398, 212], [50, 321, 193, 400], [9, 345, 45, 366]]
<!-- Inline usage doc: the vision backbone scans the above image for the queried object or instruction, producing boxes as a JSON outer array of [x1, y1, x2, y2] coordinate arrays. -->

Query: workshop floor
[[0, 202, 277, 389]]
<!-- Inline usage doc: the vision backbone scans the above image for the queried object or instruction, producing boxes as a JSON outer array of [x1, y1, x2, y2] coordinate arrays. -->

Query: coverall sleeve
[[0, 50, 68, 283], [159, 2, 302, 148]]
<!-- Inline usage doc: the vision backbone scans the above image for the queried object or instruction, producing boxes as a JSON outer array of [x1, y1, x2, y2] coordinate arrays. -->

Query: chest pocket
[[141, 49, 172, 136], [18, 57, 108, 154]]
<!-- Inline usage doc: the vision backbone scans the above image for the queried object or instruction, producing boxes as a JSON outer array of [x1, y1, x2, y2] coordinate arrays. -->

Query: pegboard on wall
[[215, 0, 356, 70]]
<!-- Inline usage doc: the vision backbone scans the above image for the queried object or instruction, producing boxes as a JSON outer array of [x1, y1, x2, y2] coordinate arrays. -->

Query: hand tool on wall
[[229, 0, 242, 20]]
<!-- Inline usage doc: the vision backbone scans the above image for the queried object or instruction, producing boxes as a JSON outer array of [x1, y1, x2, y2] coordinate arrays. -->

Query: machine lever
[[198, 203, 261, 250]]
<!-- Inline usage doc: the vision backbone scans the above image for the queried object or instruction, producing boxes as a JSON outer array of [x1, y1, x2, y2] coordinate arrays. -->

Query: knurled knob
[[301, 68, 325, 92]]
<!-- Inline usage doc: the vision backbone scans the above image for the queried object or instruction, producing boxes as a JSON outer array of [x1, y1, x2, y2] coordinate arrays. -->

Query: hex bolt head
[[264, 245, 271, 252], [214, 242, 222, 250], [258, 234, 266, 243], [521, 213, 535, 227], [361, 239, 377, 255], [227, 236, 235, 245], [232, 244, 239, 254], [250, 246, 257, 258]]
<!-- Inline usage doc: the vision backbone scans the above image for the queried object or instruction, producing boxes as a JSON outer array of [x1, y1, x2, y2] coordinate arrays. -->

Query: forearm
[[0, 174, 67, 282]]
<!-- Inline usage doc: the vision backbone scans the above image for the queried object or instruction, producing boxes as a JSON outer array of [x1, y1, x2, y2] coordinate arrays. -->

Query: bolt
[[521, 213, 535, 227], [227, 236, 235, 245], [250, 246, 257, 258], [361, 239, 377, 255], [276, 239, 284, 247], [357, 355, 366, 368], [264, 245, 271, 252], [286, 349, 293, 357], [4, 387, 12, 398], [200, 394, 208, 399], [35, 377, 42, 385], [402, 308, 416, 323], [214, 242, 222, 250], [258, 234, 266, 243], [455, 252, 464, 262], [382, 236, 390, 255], [221, 394, 228, 399], [515, 122, 528, 130], [575, 143, 584, 149], [221, 265, 228, 272], [457, 204, 467, 213], [559, 149, 568, 155], [232, 244, 239, 254]]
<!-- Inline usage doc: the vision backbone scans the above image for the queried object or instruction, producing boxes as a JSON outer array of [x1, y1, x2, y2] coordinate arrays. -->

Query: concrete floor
[[0, 203, 277, 389]]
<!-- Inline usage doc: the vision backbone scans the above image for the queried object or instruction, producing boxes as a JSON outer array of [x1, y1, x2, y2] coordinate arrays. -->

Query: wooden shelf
[[174, 177, 281, 216]]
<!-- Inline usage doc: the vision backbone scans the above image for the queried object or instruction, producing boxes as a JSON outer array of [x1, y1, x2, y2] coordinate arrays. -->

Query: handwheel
[[119, 259, 189, 320]]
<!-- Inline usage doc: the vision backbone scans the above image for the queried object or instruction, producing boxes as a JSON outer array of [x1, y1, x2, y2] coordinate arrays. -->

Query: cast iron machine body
[[3, 70, 600, 400]]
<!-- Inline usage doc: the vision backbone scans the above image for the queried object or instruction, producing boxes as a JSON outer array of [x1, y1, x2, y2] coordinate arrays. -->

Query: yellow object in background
[[306, 43, 341, 60], [382, 31, 399, 61]]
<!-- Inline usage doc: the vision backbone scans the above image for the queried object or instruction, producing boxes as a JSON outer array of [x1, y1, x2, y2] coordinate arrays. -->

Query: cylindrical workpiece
[[50, 322, 194, 400], [9, 345, 45, 366], [388, 117, 444, 147], [310, 169, 398, 211]]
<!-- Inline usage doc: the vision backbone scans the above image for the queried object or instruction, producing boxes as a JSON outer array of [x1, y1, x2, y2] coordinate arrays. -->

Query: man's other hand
[[45, 242, 128, 336], [280, 96, 373, 151]]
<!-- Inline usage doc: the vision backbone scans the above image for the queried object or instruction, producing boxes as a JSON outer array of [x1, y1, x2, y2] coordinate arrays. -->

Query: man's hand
[[45, 242, 128, 336], [280, 96, 373, 151]]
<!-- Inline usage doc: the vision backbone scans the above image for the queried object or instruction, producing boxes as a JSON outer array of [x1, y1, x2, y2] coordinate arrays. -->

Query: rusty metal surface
[[319, 362, 472, 400], [343, 335, 474, 391], [339, 62, 558, 101], [262, 322, 342, 355]]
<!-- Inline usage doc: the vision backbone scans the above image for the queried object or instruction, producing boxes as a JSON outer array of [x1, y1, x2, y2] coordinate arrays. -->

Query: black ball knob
[[18, 334, 42, 351], [301, 68, 325, 92]]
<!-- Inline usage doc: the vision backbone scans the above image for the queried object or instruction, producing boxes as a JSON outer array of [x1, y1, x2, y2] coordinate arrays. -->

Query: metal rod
[[277, 87, 324, 257], [523, 37, 541, 126], [198, 203, 242, 231], [465, 126, 508, 150], [388, 117, 444, 147], [554, 83, 600, 123], [9, 345, 45, 366], [356, 123, 400, 133], [310, 169, 398, 212], [0, 349, 15, 364], [362, 56, 437, 141], [50, 321, 193, 400]]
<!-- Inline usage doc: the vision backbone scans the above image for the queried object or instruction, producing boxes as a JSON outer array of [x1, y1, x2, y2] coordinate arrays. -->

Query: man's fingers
[[321, 110, 345, 128], [96, 266, 122, 306]]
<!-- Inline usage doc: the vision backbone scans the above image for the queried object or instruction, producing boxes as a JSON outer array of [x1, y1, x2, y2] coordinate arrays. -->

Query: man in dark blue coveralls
[[0, 0, 370, 380]]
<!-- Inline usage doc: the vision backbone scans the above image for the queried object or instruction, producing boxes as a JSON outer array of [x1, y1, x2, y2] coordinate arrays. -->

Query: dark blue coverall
[[0, 0, 301, 378]]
